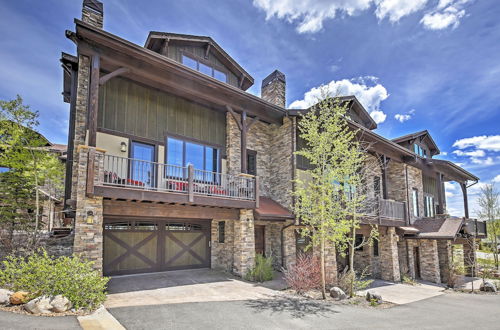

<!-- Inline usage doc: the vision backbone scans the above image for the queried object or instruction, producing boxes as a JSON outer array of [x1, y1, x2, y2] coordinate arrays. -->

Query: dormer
[[392, 130, 440, 158], [145, 32, 254, 90]]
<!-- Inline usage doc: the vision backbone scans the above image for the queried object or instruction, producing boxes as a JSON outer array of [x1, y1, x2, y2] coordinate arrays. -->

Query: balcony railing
[[465, 218, 487, 238], [98, 154, 256, 201], [360, 197, 407, 226]]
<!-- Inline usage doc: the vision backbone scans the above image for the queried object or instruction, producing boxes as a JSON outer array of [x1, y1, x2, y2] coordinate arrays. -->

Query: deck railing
[[465, 218, 487, 237], [361, 197, 407, 225], [99, 154, 256, 201]]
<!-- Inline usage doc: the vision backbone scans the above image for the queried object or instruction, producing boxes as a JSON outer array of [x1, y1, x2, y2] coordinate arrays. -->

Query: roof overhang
[[254, 197, 294, 221], [70, 20, 286, 125], [425, 159, 479, 183]]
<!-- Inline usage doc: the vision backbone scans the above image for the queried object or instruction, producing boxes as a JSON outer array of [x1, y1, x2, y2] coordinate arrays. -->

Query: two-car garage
[[103, 218, 211, 276]]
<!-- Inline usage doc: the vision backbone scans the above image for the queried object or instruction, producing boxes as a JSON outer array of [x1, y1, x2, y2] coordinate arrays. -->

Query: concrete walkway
[[358, 279, 445, 304], [105, 269, 283, 308], [78, 306, 125, 330]]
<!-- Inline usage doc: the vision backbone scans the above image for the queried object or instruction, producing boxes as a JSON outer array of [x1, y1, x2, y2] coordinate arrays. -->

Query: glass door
[[130, 141, 155, 188]]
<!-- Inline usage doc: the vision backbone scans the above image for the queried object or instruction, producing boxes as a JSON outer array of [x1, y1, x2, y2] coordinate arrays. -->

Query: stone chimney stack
[[261, 70, 286, 108], [82, 0, 104, 29]]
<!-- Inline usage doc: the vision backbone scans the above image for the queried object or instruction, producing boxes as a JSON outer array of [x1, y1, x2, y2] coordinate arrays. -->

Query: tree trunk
[[348, 225, 355, 297], [320, 234, 327, 299]]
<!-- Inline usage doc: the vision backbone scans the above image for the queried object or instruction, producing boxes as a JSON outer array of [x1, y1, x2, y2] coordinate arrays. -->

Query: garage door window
[[165, 223, 203, 231], [104, 221, 131, 230], [135, 221, 157, 231]]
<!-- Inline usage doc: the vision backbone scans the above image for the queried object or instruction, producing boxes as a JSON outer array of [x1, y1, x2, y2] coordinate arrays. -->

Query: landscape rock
[[480, 281, 497, 293], [50, 295, 72, 313], [0, 289, 13, 305], [24, 296, 53, 314], [366, 291, 382, 303], [330, 287, 347, 300], [9, 291, 30, 305]]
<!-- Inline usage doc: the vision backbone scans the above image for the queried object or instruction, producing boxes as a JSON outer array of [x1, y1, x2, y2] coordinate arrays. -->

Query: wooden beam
[[241, 110, 248, 173], [381, 154, 389, 199], [99, 67, 130, 85], [226, 105, 242, 130], [436, 172, 444, 214], [88, 54, 100, 147], [246, 116, 259, 131], [238, 74, 244, 89], [160, 39, 169, 56], [461, 183, 469, 218], [204, 42, 211, 59]]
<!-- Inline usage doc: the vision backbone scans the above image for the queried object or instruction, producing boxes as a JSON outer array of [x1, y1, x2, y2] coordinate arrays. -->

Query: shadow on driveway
[[244, 295, 339, 318]]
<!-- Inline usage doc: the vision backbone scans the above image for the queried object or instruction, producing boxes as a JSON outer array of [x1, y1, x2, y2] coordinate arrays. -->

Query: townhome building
[[61, 0, 486, 284]]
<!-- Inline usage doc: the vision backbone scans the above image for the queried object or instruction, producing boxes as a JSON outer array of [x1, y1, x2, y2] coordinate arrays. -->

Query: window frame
[[247, 149, 257, 176], [218, 221, 225, 243], [412, 188, 419, 217], [424, 194, 435, 217], [181, 52, 229, 83], [373, 239, 379, 257]]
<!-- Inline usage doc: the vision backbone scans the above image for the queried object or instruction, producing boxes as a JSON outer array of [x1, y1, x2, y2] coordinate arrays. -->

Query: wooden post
[[255, 176, 260, 208], [436, 172, 444, 214], [241, 111, 247, 173], [461, 182, 469, 219], [88, 54, 100, 147], [382, 155, 388, 199], [188, 164, 194, 203]]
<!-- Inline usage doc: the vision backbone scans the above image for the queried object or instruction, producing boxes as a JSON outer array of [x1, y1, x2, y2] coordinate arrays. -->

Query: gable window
[[424, 195, 435, 217], [374, 176, 381, 198], [413, 144, 427, 158], [247, 150, 257, 176], [166, 137, 220, 178], [181, 54, 228, 83], [412, 188, 419, 217]]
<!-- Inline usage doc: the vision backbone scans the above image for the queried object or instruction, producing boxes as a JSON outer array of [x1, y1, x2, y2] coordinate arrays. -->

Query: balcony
[[360, 197, 407, 227], [464, 218, 488, 238], [93, 154, 258, 209]]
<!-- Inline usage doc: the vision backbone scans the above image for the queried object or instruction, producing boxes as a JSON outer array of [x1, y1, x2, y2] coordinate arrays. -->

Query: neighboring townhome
[[61, 1, 486, 283]]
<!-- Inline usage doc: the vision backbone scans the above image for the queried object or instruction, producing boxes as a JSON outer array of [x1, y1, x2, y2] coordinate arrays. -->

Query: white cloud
[[394, 114, 410, 122], [492, 175, 500, 183], [445, 191, 455, 198], [452, 135, 500, 151], [289, 77, 389, 123], [445, 182, 457, 190], [470, 157, 494, 166], [253, 0, 471, 33], [452, 149, 485, 157], [440, 151, 448, 156], [420, 0, 471, 30]]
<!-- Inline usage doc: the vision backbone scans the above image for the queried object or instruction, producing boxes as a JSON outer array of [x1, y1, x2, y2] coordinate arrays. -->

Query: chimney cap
[[262, 70, 285, 87], [83, 0, 103, 14]]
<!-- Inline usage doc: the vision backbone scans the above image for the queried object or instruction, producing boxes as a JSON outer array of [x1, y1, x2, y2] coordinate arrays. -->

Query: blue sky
[[0, 0, 499, 216]]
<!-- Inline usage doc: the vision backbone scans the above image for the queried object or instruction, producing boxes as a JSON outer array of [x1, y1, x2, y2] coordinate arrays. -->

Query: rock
[[9, 291, 30, 305], [366, 291, 382, 303], [0, 289, 13, 305], [24, 296, 53, 314], [330, 287, 347, 300], [480, 281, 497, 293], [50, 295, 72, 313]]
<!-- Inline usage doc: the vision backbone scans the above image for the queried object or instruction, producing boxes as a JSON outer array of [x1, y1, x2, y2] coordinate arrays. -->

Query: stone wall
[[211, 219, 235, 272], [0, 232, 74, 261], [82, 6, 104, 28], [419, 239, 441, 283], [437, 240, 452, 283], [232, 209, 256, 276], [379, 227, 401, 282], [261, 70, 286, 108], [255, 220, 283, 269], [269, 117, 294, 209], [72, 147, 105, 273], [363, 154, 383, 199], [282, 225, 297, 268], [407, 165, 424, 222]]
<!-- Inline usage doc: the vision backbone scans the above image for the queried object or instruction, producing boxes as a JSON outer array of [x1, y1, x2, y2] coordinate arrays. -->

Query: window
[[134, 221, 157, 231], [412, 189, 419, 217], [105, 221, 132, 230], [218, 221, 225, 243], [413, 144, 427, 158], [424, 195, 435, 217], [247, 150, 257, 175], [374, 176, 381, 198], [373, 239, 379, 256], [181, 54, 228, 83], [130, 141, 155, 187], [166, 137, 220, 177], [355, 234, 364, 251]]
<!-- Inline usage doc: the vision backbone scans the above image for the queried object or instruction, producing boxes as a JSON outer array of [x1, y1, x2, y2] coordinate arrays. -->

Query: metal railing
[[361, 197, 407, 224], [465, 218, 487, 237], [99, 154, 256, 201]]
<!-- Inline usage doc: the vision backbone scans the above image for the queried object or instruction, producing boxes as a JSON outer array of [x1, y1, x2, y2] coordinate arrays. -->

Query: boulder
[[24, 296, 53, 314], [9, 291, 30, 305], [366, 291, 382, 303], [330, 287, 347, 300], [480, 281, 497, 293], [0, 289, 13, 305], [50, 295, 72, 313]]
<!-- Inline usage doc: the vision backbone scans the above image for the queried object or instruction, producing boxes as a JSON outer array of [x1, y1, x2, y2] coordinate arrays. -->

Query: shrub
[[337, 267, 372, 297], [401, 273, 417, 286], [245, 254, 274, 282], [282, 253, 321, 294], [0, 249, 108, 310]]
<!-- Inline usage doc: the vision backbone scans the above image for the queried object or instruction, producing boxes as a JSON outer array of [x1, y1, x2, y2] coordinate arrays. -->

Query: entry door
[[414, 247, 421, 278], [130, 141, 155, 187], [255, 225, 265, 256]]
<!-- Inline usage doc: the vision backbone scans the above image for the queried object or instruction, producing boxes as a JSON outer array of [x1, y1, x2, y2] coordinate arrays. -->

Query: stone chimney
[[261, 70, 286, 108], [82, 0, 104, 28]]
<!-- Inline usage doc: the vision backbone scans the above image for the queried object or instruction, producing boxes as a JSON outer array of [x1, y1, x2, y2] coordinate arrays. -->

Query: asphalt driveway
[[109, 292, 500, 330]]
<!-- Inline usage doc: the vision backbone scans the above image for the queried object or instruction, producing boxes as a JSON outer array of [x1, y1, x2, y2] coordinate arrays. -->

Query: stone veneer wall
[[232, 209, 256, 276], [72, 147, 105, 273], [363, 154, 383, 199], [437, 240, 452, 283], [463, 239, 477, 276], [269, 117, 294, 209], [211, 219, 235, 272], [312, 239, 337, 285], [407, 165, 424, 222], [282, 225, 297, 268], [82, 6, 103, 28], [255, 220, 283, 269], [418, 239, 441, 283], [379, 227, 401, 282]]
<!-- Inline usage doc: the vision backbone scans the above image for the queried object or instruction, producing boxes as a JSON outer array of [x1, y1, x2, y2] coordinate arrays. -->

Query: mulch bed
[[284, 289, 395, 308]]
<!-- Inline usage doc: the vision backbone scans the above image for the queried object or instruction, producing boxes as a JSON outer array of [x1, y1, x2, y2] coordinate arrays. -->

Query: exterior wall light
[[120, 141, 127, 152], [86, 210, 94, 224]]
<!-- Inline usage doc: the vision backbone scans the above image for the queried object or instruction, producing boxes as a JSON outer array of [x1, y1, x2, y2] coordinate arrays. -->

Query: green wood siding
[[423, 175, 438, 197], [98, 77, 226, 146], [166, 44, 239, 88], [296, 133, 312, 170]]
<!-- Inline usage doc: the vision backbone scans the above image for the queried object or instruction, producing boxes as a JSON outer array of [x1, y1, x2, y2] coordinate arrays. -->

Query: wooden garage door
[[104, 219, 210, 276]]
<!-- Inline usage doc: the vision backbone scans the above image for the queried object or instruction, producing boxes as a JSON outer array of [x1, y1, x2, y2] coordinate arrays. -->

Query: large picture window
[[166, 136, 220, 178], [181, 54, 228, 83], [424, 195, 435, 217]]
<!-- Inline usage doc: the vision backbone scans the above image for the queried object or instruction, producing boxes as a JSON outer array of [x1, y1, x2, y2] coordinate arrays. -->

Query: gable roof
[[411, 216, 464, 239], [145, 31, 254, 90], [392, 130, 440, 155]]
